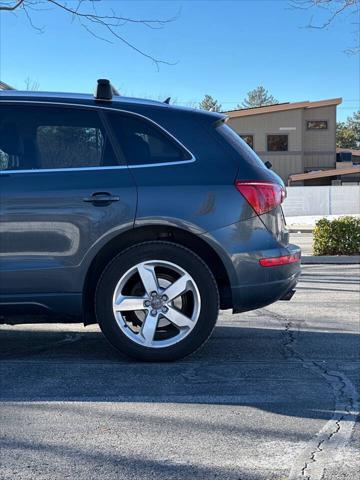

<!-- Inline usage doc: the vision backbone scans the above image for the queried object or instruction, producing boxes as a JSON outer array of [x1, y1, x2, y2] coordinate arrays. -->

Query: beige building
[[224, 98, 342, 184]]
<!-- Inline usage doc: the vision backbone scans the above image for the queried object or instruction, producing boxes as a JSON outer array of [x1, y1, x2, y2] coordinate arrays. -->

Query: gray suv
[[0, 80, 301, 361]]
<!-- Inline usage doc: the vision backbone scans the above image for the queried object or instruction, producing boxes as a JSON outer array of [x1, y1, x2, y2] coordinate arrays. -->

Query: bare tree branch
[[290, 0, 359, 28], [0, 0, 178, 66], [0, 0, 25, 11], [24, 76, 40, 90], [290, 0, 360, 54], [22, 3, 44, 32]]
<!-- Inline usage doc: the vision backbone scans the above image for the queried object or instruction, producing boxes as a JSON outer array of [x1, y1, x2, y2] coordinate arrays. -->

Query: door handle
[[83, 192, 120, 205]]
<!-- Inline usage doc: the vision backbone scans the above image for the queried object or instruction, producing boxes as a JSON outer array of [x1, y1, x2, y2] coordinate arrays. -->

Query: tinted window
[[216, 123, 266, 169], [267, 135, 288, 152], [108, 112, 191, 165], [0, 105, 118, 171]]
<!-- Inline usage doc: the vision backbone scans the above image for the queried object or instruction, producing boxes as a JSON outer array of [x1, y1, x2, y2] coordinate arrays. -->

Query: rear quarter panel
[[123, 106, 256, 232]]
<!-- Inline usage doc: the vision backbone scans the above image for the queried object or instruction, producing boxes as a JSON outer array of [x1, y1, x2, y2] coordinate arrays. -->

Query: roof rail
[[94, 79, 119, 101]]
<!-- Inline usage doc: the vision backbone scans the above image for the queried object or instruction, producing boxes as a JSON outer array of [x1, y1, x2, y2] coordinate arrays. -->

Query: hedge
[[313, 216, 360, 256]]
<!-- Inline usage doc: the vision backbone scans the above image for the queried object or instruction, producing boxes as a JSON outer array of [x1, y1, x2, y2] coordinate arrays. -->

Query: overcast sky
[[0, 0, 358, 120]]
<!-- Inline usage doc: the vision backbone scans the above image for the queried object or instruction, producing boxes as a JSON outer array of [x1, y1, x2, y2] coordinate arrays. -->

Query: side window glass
[[0, 105, 118, 171], [0, 120, 23, 170], [108, 112, 191, 165], [0, 150, 19, 170], [37, 125, 105, 169]]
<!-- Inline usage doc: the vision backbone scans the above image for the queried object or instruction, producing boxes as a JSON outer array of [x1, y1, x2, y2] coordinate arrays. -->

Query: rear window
[[216, 123, 266, 169]]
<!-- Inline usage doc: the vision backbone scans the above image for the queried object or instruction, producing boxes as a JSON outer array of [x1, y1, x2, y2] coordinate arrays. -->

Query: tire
[[95, 241, 219, 361]]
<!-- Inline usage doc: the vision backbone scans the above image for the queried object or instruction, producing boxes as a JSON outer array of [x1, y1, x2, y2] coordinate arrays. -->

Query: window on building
[[306, 120, 328, 130], [239, 134, 254, 149], [108, 112, 191, 165], [267, 134, 288, 152]]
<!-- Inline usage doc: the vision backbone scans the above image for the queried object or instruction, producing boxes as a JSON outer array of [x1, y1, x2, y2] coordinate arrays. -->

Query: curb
[[289, 228, 313, 233], [301, 256, 360, 265]]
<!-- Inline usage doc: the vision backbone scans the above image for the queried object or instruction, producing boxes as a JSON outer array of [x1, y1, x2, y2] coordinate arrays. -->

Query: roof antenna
[[164, 97, 171, 104], [94, 79, 118, 101]]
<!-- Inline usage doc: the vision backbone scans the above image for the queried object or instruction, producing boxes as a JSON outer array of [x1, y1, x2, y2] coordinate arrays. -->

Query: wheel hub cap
[[150, 294, 164, 311]]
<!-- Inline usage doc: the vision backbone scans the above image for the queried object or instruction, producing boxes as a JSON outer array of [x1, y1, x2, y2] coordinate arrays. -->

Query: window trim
[[0, 100, 196, 174], [306, 120, 328, 130], [266, 134, 289, 152]]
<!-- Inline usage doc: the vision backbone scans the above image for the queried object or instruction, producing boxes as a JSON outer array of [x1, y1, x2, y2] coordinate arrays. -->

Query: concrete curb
[[302, 256, 360, 265], [288, 227, 313, 233]]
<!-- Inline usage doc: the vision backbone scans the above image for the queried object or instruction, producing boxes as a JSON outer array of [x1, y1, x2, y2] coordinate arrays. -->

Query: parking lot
[[1, 264, 359, 480]]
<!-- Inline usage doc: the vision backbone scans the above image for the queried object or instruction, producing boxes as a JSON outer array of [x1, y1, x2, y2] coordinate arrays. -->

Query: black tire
[[95, 241, 219, 361]]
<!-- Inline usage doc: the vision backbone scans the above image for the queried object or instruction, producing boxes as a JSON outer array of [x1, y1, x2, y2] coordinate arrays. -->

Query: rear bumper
[[231, 243, 301, 312], [201, 217, 301, 312], [231, 269, 300, 313]]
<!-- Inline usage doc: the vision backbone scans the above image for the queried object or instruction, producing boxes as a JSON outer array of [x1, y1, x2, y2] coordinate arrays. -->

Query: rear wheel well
[[83, 226, 232, 324]]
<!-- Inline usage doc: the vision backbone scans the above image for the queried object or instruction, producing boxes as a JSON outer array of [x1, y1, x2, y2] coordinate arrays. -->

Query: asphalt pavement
[[1, 264, 359, 480]]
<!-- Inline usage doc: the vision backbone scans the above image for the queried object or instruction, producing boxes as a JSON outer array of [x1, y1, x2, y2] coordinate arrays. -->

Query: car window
[[0, 105, 119, 171], [216, 123, 267, 170], [107, 112, 191, 165]]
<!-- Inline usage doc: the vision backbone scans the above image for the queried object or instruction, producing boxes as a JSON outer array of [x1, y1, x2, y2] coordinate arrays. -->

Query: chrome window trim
[[0, 159, 195, 175], [0, 99, 196, 174]]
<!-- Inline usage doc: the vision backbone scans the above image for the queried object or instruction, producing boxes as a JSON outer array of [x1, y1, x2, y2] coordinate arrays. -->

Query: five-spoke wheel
[[95, 242, 219, 361], [112, 260, 201, 348]]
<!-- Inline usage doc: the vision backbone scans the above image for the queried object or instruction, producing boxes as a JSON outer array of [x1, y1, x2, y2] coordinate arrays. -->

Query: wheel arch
[[82, 225, 233, 325]]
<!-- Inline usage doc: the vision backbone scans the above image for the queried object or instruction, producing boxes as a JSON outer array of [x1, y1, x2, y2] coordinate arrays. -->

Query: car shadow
[[1, 322, 359, 424]]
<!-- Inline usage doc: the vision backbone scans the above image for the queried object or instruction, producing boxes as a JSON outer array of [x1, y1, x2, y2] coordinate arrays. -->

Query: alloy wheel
[[112, 260, 201, 348]]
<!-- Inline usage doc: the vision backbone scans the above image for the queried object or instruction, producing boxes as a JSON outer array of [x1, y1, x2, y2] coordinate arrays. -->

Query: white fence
[[282, 185, 360, 217]]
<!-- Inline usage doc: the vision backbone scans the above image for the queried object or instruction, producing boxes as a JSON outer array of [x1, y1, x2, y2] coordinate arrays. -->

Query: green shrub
[[313, 216, 360, 256]]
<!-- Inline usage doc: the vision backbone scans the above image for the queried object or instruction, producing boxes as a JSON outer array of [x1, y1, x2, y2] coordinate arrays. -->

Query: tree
[[0, 0, 177, 67], [290, 0, 360, 55], [198, 95, 222, 112], [337, 110, 360, 149], [240, 86, 278, 109]]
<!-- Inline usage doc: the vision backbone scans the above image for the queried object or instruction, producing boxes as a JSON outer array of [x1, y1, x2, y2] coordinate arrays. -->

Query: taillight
[[235, 181, 286, 215], [259, 252, 301, 267]]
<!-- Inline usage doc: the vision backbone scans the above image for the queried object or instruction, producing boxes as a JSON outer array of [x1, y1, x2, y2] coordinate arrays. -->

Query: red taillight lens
[[235, 181, 286, 215], [259, 252, 301, 267]]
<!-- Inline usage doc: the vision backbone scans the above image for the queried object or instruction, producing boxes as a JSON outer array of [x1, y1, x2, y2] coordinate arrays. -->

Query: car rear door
[[0, 102, 137, 298]]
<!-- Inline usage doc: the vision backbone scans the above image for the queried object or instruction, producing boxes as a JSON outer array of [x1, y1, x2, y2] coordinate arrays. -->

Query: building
[[0, 81, 15, 91], [224, 98, 344, 184]]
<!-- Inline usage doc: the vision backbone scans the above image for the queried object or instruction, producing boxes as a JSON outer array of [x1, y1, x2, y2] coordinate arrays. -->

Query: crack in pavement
[[260, 308, 359, 480]]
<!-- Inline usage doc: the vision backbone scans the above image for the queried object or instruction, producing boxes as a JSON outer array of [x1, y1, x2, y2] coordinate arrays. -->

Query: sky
[[0, 0, 359, 121]]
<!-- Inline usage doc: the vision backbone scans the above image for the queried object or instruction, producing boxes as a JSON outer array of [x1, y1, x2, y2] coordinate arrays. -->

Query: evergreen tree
[[199, 94, 222, 112], [240, 86, 278, 109]]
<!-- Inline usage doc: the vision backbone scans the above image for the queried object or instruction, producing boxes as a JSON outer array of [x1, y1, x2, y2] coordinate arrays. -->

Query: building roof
[[224, 98, 342, 118], [337, 147, 360, 157], [0, 80, 15, 90], [288, 165, 360, 184]]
